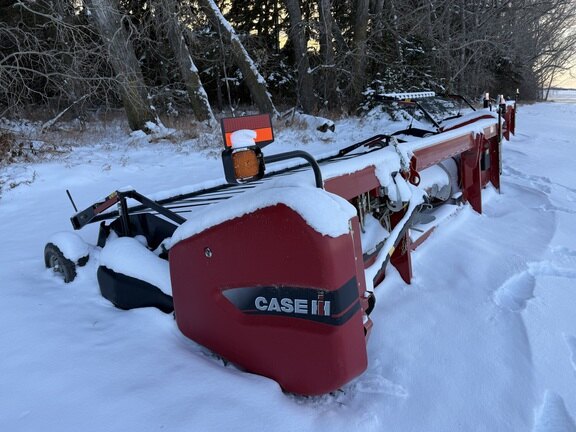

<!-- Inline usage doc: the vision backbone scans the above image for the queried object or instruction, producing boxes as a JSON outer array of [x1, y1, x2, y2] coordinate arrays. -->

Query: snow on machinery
[[44, 91, 517, 395]]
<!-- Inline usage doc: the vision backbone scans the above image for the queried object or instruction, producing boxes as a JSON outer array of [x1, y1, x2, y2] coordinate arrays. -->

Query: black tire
[[44, 243, 77, 283]]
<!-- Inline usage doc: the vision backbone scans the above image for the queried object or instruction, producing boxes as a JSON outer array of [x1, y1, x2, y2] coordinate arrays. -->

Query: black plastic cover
[[97, 266, 174, 314]]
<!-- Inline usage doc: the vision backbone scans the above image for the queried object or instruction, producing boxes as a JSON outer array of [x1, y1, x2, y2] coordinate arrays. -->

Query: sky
[[553, 65, 576, 88]]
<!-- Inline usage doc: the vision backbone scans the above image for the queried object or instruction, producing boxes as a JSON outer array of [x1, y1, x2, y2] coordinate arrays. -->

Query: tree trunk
[[371, 0, 384, 15], [317, 0, 338, 110], [331, 19, 349, 58], [349, 0, 369, 109], [283, 0, 317, 113], [84, 0, 155, 131], [157, 0, 216, 126], [199, 0, 277, 116]]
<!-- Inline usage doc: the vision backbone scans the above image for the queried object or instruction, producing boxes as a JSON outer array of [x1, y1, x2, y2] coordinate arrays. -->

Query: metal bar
[[66, 190, 78, 212], [125, 191, 187, 225], [70, 193, 120, 230], [264, 150, 324, 189], [336, 134, 389, 157], [118, 194, 131, 237], [72, 143, 390, 228], [413, 101, 441, 129], [443, 94, 476, 111]]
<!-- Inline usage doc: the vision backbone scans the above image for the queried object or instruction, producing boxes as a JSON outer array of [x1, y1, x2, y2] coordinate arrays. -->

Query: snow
[[439, 107, 497, 130], [99, 237, 172, 295], [1, 102, 576, 431], [47, 231, 91, 262], [168, 185, 357, 247], [409, 203, 461, 244], [187, 55, 198, 73], [533, 392, 576, 432], [230, 129, 256, 148], [360, 214, 390, 256], [548, 89, 576, 103], [364, 184, 425, 292], [404, 117, 498, 152], [292, 112, 335, 134], [418, 164, 450, 190], [417, 160, 457, 200]]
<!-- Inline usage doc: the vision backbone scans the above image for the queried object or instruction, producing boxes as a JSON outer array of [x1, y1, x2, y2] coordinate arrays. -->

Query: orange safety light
[[220, 114, 274, 184], [233, 148, 261, 179], [222, 146, 265, 184]]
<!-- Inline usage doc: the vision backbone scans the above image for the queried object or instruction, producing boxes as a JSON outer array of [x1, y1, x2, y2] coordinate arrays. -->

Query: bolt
[[204, 247, 213, 258]]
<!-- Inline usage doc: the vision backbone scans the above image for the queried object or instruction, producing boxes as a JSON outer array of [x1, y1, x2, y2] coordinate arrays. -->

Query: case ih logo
[[254, 291, 331, 316], [222, 279, 360, 326]]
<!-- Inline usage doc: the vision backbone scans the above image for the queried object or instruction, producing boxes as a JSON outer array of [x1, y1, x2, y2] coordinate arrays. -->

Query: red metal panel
[[412, 134, 475, 171], [169, 204, 368, 395], [389, 209, 413, 284], [509, 105, 516, 136], [460, 135, 483, 213], [349, 216, 373, 337], [504, 105, 515, 140], [441, 114, 497, 132], [410, 227, 435, 251], [482, 123, 499, 139], [391, 232, 412, 284], [324, 166, 381, 201]]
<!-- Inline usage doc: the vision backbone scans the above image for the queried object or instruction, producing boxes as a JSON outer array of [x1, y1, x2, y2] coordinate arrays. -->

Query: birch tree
[[156, 0, 216, 126], [83, 0, 156, 131], [317, 0, 338, 110], [198, 0, 278, 116]]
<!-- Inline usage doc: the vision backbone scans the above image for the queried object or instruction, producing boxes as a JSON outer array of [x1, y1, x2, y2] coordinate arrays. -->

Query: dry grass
[[0, 129, 13, 162], [0, 129, 25, 164], [0, 125, 71, 167]]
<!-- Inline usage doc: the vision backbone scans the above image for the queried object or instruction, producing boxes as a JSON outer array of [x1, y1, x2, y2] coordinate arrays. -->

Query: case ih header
[[45, 92, 517, 395]]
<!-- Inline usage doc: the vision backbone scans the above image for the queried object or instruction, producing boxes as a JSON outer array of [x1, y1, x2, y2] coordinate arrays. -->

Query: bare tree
[[283, 0, 317, 113], [2, 0, 575, 124], [156, 0, 216, 126], [349, 0, 370, 107], [198, 0, 278, 116], [83, 0, 156, 131], [317, 0, 338, 110], [0, 1, 115, 116]]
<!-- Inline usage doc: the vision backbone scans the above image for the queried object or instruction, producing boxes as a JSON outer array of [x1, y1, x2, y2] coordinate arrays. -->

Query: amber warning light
[[222, 145, 265, 184], [233, 148, 262, 179]]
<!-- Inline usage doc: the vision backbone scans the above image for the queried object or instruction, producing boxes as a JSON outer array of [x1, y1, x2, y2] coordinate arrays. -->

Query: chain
[[391, 136, 410, 173]]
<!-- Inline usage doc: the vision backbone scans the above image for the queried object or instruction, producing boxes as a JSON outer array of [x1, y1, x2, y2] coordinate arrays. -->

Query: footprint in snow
[[539, 204, 576, 215], [494, 261, 576, 312], [551, 246, 576, 258], [493, 270, 535, 312], [504, 166, 576, 197], [504, 166, 552, 186], [532, 391, 576, 432], [354, 373, 408, 398], [564, 334, 576, 375], [528, 261, 576, 280]]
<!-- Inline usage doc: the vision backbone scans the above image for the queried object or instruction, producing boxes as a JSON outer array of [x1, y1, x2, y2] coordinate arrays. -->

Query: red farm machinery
[[44, 92, 517, 395]]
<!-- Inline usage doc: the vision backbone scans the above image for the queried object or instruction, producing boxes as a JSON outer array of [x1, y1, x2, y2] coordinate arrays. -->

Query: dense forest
[[1, 0, 575, 130]]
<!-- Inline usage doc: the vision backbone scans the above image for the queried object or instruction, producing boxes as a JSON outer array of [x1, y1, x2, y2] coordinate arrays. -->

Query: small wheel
[[44, 243, 77, 283]]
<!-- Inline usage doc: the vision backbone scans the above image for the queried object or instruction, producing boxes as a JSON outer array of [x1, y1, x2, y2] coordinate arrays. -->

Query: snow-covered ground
[[1, 103, 575, 431], [548, 89, 576, 103]]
